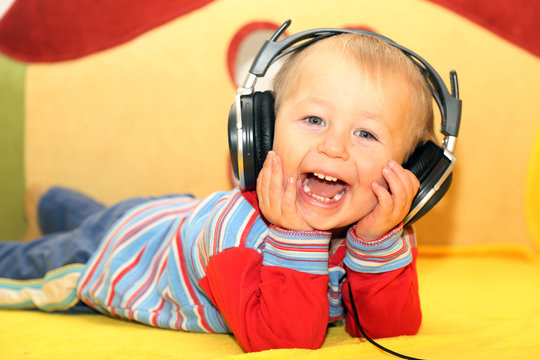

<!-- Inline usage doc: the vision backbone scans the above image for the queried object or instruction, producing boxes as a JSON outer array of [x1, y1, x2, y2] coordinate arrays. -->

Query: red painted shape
[[428, 0, 540, 58], [0, 0, 215, 62], [227, 21, 282, 86]]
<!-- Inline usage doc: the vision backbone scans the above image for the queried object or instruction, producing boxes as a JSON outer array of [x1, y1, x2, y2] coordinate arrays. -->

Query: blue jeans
[[0, 187, 151, 312]]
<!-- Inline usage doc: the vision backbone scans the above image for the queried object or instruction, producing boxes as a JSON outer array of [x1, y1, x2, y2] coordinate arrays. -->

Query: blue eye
[[354, 130, 376, 140], [305, 117, 325, 126]]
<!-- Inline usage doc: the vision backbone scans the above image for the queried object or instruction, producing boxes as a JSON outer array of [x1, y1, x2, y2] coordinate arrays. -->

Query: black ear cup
[[403, 141, 453, 224], [409, 174, 452, 225], [228, 91, 275, 190], [253, 91, 275, 177], [403, 141, 442, 182]]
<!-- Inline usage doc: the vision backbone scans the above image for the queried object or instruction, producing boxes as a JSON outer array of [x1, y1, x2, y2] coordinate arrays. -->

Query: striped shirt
[[76, 188, 415, 333]]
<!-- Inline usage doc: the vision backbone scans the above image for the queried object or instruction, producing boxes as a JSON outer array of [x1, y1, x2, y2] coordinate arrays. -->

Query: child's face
[[272, 46, 412, 232]]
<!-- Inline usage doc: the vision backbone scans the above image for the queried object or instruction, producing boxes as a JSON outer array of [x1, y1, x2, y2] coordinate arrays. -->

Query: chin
[[299, 207, 352, 233]]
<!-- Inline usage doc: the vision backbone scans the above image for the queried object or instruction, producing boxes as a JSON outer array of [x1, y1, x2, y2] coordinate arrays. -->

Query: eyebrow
[[294, 96, 333, 109], [301, 95, 383, 116]]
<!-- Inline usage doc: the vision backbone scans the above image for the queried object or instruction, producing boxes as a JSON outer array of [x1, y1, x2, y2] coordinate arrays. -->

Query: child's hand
[[354, 160, 419, 241], [257, 151, 313, 231]]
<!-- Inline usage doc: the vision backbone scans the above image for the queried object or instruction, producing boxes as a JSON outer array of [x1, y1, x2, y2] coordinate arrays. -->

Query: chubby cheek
[[348, 165, 385, 214], [358, 159, 386, 187], [354, 184, 379, 210], [362, 152, 392, 188], [273, 143, 307, 180], [279, 157, 300, 179]]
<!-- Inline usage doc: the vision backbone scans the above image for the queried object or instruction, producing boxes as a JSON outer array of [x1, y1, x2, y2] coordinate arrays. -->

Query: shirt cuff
[[262, 225, 331, 275], [344, 223, 414, 273]]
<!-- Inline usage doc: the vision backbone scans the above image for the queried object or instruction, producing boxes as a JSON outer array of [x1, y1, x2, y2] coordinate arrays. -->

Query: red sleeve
[[342, 248, 422, 339], [199, 247, 329, 352]]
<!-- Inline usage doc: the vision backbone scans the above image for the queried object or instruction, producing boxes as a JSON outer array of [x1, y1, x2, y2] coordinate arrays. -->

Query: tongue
[[306, 175, 345, 199]]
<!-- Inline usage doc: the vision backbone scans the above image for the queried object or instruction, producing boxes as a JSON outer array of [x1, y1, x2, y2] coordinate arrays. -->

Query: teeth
[[313, 172, 338, 182], [311, 194, 331, 203], [302, 173, 345, 203], [303, 189, 346, 203]]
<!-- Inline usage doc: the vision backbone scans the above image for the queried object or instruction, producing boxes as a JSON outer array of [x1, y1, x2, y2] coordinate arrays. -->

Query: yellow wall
[[23, 0, 540, 253]]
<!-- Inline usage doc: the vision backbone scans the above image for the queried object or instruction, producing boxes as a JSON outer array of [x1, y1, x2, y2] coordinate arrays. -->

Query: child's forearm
[[201, 246, 330, 352], [342, 225, 422, 338], [342, 251, 421, 338]]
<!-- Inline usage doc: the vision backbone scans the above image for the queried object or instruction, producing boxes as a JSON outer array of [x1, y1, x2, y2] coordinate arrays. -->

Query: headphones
[[228, 20, 462, 225]]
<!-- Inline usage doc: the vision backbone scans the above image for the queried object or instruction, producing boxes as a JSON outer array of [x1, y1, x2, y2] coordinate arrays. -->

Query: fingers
[[256, 152, 271, 208], [375, 160, 420, 219], [256, 152, 312, 231], [270, 154, 285, 208], [266, 153, 301, 224], [356, 160, 421, 240], [281, 176, 298, 219], [257, 151, 283, 217], [371, 180, 393, 211]]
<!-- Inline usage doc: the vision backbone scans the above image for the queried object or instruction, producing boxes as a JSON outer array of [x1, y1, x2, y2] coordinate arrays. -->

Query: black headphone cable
[[347, 283, 424, 360]]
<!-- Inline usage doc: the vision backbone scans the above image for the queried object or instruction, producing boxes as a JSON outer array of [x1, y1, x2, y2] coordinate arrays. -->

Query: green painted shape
[[0, 54, 26, 240]]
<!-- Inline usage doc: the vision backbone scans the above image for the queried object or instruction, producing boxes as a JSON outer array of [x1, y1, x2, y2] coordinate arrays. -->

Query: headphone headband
[[243, 20, 461, 141]]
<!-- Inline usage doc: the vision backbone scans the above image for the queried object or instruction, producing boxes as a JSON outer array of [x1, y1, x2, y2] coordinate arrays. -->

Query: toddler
[[0, 29, 437, 352]]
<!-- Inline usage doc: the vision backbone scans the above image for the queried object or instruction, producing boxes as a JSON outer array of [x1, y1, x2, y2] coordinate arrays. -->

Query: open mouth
[[301, 172, 349, 204]]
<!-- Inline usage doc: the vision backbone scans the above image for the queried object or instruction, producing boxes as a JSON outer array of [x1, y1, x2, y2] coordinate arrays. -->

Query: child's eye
[[354, 130, 376, 140], [305, 117, 326, 126]]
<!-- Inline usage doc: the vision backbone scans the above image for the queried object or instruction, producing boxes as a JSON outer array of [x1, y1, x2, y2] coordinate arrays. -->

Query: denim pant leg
[[1, 195, 152, 280], [0, 195, 151, 312], [38, 186, 106, 235]]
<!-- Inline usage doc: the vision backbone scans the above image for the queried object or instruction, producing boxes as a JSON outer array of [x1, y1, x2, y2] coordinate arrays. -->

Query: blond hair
[[272, 33, 436, 157]]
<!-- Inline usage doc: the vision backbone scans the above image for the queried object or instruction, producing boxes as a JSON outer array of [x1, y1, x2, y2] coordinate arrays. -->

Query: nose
[[316, 128, 350, 160]]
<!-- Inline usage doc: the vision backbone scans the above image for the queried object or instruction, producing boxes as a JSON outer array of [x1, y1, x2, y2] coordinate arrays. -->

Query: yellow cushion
[[2, 255, 539, 359]]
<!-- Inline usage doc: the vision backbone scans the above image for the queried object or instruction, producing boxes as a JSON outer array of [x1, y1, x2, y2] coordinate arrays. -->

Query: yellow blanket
[[3, 254, 539, 360]]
